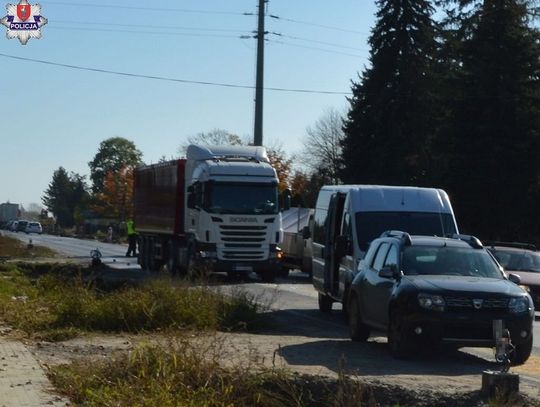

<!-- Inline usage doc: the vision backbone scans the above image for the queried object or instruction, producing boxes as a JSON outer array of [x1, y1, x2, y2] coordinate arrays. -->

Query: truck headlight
[[418, 293, 445, 311], [508, 297, 529, 314], [198, 250, 217, 259]]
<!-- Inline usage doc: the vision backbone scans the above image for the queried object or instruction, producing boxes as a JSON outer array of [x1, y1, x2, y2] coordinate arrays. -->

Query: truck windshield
[[204, 182, 278, 215], [355, 212, 457, 251]]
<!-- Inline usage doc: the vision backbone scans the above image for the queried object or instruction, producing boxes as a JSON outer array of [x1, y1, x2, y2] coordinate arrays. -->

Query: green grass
[[0, 264, 263, 339], [49, 340, 376, 407]]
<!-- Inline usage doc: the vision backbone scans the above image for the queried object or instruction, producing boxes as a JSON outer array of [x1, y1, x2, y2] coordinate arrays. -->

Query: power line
[[44, 1, 245, 16], [267, 39, 365, 58], [48, 26, 243, 39], [268, 14, 369, 35], [269, 32, 368, 52], [54, 20, 250, 34], [0, 52, 352, 95]]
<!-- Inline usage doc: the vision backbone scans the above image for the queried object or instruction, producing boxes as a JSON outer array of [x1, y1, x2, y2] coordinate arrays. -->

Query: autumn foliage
[[91, 167, 134, 221]]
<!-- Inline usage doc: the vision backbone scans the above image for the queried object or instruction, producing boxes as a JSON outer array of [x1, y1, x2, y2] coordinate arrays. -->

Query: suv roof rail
[[380, 230, 412, 246], [484, 241, 537, 251], [451, 234, 483, 249]]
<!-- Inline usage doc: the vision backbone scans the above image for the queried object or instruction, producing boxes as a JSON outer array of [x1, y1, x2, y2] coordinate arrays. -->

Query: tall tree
[[302, 108, 344, 185], [437, 0, 540, 241], [89, 137, 142, 193], [341, 0, 438, 185], [42, 167, 88, 227], [91, 167, 134, 221]]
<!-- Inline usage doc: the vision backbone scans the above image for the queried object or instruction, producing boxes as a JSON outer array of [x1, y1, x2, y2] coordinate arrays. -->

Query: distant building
[[0, 202, 19, 223]]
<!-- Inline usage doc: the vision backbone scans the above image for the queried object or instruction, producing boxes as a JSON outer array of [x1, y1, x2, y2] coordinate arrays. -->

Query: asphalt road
[[5, 230, 540, 358]]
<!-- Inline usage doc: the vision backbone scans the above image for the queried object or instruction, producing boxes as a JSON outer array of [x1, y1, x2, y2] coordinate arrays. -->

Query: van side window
[[372, 242, 389, 272], [384, 245, 398, 270]]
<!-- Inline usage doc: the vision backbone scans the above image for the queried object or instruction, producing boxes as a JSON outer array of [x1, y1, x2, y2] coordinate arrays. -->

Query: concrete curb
[[0, 337, 69, 407]]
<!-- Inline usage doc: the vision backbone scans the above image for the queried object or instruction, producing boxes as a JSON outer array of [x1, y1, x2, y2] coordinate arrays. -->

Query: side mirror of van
[[187, 192, 195, 209], [335, 235, 350, 259], [301, 226, 311, 240]]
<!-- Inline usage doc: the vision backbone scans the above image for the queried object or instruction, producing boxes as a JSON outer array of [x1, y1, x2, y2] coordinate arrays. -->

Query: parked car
[[16, 220, 29, 233], [486, 242, 540, 310], [25, 221, 42, 234], [347, 231, 534, 365], [9, 220, 18, 231]]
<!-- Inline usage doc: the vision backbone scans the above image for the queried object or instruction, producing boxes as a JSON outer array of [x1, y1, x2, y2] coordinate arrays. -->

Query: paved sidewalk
[[0, 337, 69, 407]]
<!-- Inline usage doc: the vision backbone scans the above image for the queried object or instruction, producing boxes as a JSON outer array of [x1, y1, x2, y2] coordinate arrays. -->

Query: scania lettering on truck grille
[[230, 217, 258, 223]]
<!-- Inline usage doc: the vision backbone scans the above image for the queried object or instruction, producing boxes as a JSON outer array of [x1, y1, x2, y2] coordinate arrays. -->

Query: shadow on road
[[276, 338, 499, 378]]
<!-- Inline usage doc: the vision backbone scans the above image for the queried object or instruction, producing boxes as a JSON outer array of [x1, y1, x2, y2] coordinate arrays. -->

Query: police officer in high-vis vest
[[125, 218, 138, 257]]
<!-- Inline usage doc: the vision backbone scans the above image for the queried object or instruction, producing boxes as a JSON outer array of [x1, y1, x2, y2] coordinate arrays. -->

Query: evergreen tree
[[438, 0, 540, 241], [341, 0, 438, 185], [42, 168, 88, 227]]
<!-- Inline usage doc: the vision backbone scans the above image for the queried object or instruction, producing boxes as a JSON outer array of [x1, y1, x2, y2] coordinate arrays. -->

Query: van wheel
[[348, 296, 370, 341], [318, 293, 333, 313]]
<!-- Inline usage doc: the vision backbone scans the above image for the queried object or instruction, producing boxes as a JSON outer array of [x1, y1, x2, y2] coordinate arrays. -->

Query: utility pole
[[253, 0, 266, 146]]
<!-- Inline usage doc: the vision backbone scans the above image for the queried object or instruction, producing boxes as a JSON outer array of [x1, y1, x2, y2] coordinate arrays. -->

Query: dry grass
[[0, 234, 56, 259], [49, 339, 378, 407], [0, 263, 263, 340]]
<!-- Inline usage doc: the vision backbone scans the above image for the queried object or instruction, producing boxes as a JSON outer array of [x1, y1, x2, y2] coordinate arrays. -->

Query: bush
[[0, 268, 262, 338]]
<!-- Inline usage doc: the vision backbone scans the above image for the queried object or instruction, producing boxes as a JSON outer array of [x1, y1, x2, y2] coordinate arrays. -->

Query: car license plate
[[234, 265, 253, 272]]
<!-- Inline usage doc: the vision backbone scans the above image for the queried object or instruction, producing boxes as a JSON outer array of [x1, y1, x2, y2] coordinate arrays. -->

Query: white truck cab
[[311, 185, 459, 312]]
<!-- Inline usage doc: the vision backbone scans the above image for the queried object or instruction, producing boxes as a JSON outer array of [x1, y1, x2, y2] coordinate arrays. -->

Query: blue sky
[[0, 0, 376, 208]]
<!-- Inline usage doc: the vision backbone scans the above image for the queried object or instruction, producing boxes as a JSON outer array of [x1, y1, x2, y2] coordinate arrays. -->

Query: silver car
[[25, 221, 42, 234]]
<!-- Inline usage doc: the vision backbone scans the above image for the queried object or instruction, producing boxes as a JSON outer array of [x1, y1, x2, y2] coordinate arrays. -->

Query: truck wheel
[[278, 267, 290, 278], [511, 336, 533, 365], [318, 292, 333, 313], [388, 310, 412, 359], [166, 241, 178, 275], [348, 296, 370, 341], [259, 269, 275, 283], [139, 237, 147, 269]]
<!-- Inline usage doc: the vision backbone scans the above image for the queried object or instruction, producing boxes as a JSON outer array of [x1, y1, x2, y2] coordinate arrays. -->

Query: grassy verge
[[49, 340, 376, 407], [0, 234, 56, 259], [0, 263, 263, 340]]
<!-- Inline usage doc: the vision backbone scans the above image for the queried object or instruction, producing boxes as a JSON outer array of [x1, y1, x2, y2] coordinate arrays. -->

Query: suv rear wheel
[[348, 296, 370, 341]]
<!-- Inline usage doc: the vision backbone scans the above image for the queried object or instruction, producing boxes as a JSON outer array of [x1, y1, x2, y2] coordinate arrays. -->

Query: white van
[[311, 185, 459, 312]]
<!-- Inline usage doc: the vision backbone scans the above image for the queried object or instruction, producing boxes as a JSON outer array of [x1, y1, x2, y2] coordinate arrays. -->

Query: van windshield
[[354, 212, 457, 251]]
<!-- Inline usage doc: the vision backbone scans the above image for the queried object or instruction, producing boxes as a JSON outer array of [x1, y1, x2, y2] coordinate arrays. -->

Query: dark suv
[[347, 231, 534, 364]]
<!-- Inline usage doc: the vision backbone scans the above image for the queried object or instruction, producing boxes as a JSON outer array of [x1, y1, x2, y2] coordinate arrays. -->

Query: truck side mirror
[[301, 225, 311, 240], [280, 189, 291, 211]]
